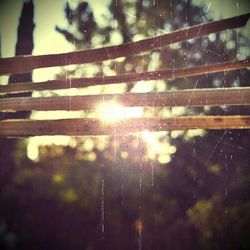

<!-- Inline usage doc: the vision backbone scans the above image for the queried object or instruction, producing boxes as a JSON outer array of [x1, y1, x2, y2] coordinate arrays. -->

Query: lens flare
[[96, 100, 143, 122]]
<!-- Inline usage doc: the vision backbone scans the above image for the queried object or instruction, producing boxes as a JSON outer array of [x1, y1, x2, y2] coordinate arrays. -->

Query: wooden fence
[[0, 13, 250, 136]]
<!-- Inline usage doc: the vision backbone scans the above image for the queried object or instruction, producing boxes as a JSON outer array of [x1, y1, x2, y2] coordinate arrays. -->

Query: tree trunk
[[0, 0, 34, 185]]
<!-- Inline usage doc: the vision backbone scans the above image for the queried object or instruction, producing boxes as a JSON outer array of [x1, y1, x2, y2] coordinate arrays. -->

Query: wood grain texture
[[1, 87, 250, 112], [0, 13, 249, 75], [1, 116, 250, 136], [1, 59, 249, 94]]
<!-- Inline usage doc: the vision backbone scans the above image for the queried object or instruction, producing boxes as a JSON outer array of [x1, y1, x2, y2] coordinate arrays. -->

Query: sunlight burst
[[96, 100, 143, 122]]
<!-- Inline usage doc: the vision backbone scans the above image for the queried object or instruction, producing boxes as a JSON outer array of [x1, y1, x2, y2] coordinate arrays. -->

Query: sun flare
[[96, 100, 143, 122]]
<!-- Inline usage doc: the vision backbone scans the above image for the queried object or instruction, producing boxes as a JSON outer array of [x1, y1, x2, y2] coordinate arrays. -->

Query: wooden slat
[[0, 116, 249, 136], [1, 87, 250, 112], [1, 59, 249, 94], [0, 13, 249, 75]]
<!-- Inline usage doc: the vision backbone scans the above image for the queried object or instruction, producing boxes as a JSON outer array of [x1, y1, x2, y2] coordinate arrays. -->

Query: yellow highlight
[[142, 130, 175, 163], [135, 219, 143, 232], [87, 152, 97, 162], [158, 154, 171, 164], [121, 151, 129, 159], [62, 188, 79, 202], [53, 174, 64, 184]]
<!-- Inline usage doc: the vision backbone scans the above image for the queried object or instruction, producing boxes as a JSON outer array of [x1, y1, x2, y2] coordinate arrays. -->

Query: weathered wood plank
[[1, 87, 250, 112], [0, 13, 249, 75], [1, 59, 249, 93], [0, 116, 250, 136]]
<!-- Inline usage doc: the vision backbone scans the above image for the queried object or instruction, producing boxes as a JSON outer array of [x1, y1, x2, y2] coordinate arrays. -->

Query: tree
[[0, 1, 34, 249]]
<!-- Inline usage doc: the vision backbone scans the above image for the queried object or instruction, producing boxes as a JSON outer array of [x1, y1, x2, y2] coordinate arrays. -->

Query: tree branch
[[1, 87, 250, 112], [1, 59, 249, 94], [0, 13, 249, 75], [0, 116, 249, 136]]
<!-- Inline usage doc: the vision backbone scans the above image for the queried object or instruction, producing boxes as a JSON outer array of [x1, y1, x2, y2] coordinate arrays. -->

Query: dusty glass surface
[[0, 0, 250, 249]]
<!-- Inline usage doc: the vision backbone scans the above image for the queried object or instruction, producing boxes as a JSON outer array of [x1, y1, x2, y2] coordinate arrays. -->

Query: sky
[[0, 0, 112, 57], [0, 0, 111, 83]]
